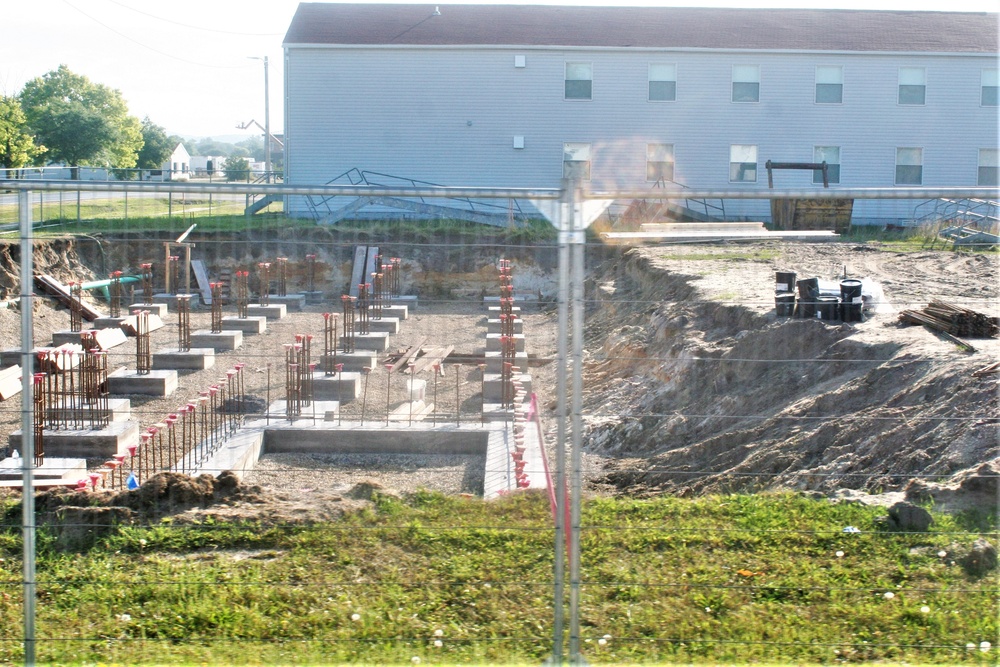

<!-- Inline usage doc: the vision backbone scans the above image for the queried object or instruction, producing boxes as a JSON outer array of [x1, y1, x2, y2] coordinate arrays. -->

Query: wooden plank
[[389, 337, 427, 373], [409, 345, 454, 375], [363, 245, 380, 285], [0, 365, 21, 382], [191, 260, 213, 305], [34, 275, 103, 321]]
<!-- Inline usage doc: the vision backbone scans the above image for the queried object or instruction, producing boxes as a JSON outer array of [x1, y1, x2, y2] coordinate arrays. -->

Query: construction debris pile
[[899, 301, 1000, 338]]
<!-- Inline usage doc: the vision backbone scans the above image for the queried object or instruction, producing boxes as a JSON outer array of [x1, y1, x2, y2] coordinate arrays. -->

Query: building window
[[565, 63, 592, 100], [898, 67, 926, 105], [648, 64, 676, 101], [982, 69, 998, 106], [730, 144, 757, 182], [813, 146, 841, 184], [646, 143, 675, 181], [815, 66, 843, 104], [732, 65, 760, 102], [895, 147, 923, 185], [563, 143, 591, 180], [979, 148, 999, 186]]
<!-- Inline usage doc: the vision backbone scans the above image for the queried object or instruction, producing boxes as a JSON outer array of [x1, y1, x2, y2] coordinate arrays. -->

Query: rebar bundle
[[284, 344, 302, 420], [135, 310, 151, 375], [32, 373, 44, 465], [210, 283, 224, 333], [323, 312, 339, 376], [109, 271, 123, 318], [69, 282, 83, 333], [357, 283, 371, 334], [80, 349, 110, 428], [34, 345, 110, 432], [390, 257, 402, 297], [235, 270, 249, 318], [141, 263, 153, 303], [168, 255, 181, 295], [276, 257, 288, 297], [177, 295, 192, 352], [372, 271, 384, 320], [341, 296, 357, 353], [899, 300, 1000, 338], [258, 262, 271, 306], [305, 254, 317, 292]]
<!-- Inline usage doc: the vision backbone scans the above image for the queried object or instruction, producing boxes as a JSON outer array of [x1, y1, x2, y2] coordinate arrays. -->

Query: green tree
[[136, 117, 176, 170], [0, 96, 43, 169], [19, 65, 143, 176], [222, 154, 249, 181], [236, 135, 265, 161]]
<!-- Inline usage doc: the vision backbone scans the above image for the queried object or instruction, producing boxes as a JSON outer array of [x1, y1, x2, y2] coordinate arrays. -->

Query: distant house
[[282, 4, 999, 224], [164, 143, 190, 180], [189, 155, 227, 177]]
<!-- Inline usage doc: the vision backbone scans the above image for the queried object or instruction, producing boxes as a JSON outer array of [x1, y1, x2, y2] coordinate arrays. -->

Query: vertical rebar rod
[[69, 282, 82, 332], [276, 257, 288, 297], [177, 295, 191, 352], [109, 271, 123, 318], [236, 270, 249, 319], [141, 263, 153, 303], [210, 283, 223, 333], [135, 310, 151, 375]]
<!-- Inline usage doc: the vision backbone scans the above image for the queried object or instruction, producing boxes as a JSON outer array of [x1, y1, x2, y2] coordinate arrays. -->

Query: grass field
[[0, 491, 995, 665]]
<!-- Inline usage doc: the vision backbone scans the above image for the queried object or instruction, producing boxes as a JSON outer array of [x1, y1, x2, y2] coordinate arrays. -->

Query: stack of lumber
[[899, 300, 999, 338]]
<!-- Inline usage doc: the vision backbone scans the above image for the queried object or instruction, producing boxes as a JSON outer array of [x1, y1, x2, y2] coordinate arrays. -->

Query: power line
[[103, 0, 285, 37]]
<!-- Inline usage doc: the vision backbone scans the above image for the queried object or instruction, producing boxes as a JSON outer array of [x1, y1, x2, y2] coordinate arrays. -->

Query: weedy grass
[[659, 249, 782, 262], [0, 491, 994, 665]]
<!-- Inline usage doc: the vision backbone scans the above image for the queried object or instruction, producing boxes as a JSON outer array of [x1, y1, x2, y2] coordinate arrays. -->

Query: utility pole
[[263, 56, 271, 183]]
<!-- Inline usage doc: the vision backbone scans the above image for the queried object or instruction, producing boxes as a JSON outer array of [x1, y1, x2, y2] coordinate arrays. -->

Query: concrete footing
[[483, 373, 533, 401], [381, 305, 409, 320], [247, 304, 287, 320], [266, 294, 306, 311], [0, 456, 88, 489], [302, 290, 324, 304], [485, 333, 526, 352], [391, 295, 418, 311], [310, 372, 361, 401], [352, 332, 390, 352], [47, 397, 132, 423], [152, 348, 216, 370], [151, 293, 200, 308], [318, 351, 379, 373], [484, 351, 530, 374], [366, 317, 400, 334], [487, 318, 523, 334], [52, 327, 129, 350], [128, 303, 168, 318], [221, 316, 267, 334], [9, 420, 140, 459], [107, 368, 178, 397], [190, 330, 243, 352]]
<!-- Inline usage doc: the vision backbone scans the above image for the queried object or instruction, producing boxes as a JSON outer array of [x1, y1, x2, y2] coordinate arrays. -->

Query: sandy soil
[[0, 237, 996, 522]]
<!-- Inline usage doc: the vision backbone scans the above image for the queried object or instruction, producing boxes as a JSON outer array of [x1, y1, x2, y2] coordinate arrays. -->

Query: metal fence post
[[551, 181, 570, 665], [19, 189, 37, 666]]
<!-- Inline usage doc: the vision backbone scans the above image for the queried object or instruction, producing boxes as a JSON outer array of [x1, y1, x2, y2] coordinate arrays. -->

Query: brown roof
[[284, 4, 998, 53]]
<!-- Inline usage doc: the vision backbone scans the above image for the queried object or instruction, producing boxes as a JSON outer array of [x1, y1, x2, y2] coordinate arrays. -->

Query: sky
[[2, 0, 997, 140]]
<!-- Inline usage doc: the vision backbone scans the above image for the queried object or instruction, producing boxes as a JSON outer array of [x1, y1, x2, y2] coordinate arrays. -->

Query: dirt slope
[[581, 243, 999, 500]]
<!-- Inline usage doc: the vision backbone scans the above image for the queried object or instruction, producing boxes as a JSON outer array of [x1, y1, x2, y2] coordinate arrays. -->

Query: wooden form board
[[408, 345, 454, 376], [0, 365, 22, 401], [34, 275, 103, 321], [191, 260, 213, 305]]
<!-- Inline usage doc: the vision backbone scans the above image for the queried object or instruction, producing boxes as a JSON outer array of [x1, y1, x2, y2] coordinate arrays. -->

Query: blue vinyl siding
[[284, 45, 998, 222]]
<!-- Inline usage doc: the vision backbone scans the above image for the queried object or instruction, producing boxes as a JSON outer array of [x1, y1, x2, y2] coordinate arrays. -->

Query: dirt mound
[[584, 245, 999, 497]]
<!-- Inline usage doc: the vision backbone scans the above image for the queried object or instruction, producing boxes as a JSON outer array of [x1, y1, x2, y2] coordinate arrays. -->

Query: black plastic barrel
[[816, 295, 841, 322], [775, 271, 797, 296], [795, 277, 819, 318], [840, 279, 864, 322], [775, 292, 796, 317]]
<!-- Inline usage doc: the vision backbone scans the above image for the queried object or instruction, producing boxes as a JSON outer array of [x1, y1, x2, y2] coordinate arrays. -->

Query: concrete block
[[48, 397, 131, 423], [221, 316, 267, 334], [152, 348, 216, 370], [391, 295, 418, 311], [53, 327, 128, 350], [487, 318, 523, 334], [247, 304, 287, 320], [51, 330, 87, 347], [352, 332, 390, 352], [366, 317, 400, 334], [9, 420, 140, 459], [484, 351, 529, 374], [263, 400, 341, 423], [486, 333, 526, 352], [406, 378, 427, 402], [128, 302, 168, 318], [107, 368, 178, 397], [190, 330, 243, 352], [318, 351, 379, 373], [266, 294, 306, 311], [0, 365, 21, 400], [488, 305, 521, 315], [310, 372, 361, 401]]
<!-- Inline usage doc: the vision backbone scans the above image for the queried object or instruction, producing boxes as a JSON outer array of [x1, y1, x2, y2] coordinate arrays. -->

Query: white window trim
[[813, 146, 842, 184], [729, 144, 758, 183], [982, 68, 999, 107], [563, 142, 592, 181], [894, 146, 924, 186], [564, 61, 593, 101], [897, 67, 926, 107], [646, 143, 676, 182], [814, 65, 844, 105], [648, 63, 677, 103], [731, 65, 761, 104]]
